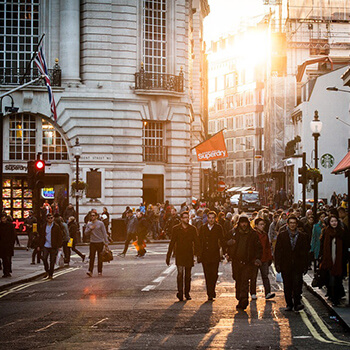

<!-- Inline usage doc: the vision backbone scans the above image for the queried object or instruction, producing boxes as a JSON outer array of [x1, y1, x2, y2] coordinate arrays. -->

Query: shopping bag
[[276, 272, 283, 283], [56, 249, 65, 268], [67, 238, 73, 248], [101, 246, 113, 263]]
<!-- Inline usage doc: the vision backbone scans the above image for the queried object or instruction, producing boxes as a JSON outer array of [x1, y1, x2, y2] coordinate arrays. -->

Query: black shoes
[[82, 255, 86, 262], [185, 295, 192, 300], [176, 292, 183, 301], [285, 306, 293, 311], [294, 304, 304, 312]]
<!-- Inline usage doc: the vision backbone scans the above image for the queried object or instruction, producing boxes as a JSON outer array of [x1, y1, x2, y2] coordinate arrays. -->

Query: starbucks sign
[[320, 153, 335, 168]]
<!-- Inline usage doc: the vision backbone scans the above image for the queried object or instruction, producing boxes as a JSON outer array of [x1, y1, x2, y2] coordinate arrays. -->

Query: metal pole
[[75, 154, 79, 225], [347, 170, 350, 306], [313, 133, 319, 219], [302, 152, 306, 216], [253, 147, 255, 188]]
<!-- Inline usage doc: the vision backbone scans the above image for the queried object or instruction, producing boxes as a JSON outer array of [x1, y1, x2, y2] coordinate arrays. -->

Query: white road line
[[91, 318, 109, 328], [194, 272, 223, 277], [142, 285, 156, 292], [152, 276, 166, 283], [163, 265, 177, 275], [141, 264, 176, 291], [35, 321, 60, 332]]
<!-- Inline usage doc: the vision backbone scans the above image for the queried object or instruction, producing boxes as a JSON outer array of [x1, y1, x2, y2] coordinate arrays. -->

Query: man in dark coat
[[166, 211, 199, 301], [38, 213, 64, 279], [136, 210, 148, 257], [227, 214, 262, 310], [164, 207, 180, 239], [198, 211, 226, 301], [275, 214, 309, 311], [0, 213, 16, 277]]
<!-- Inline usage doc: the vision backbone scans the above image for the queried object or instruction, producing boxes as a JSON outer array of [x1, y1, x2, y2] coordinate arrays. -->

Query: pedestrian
[[63, 203, 76, 223], [192, 209, 204, 231], [54, 214, 70, 265], [68, 216, 85, 262], [38, 213, 64, 280], [310, 211, 326, 268], [268, 213, 279, 256], [227, 214, 262, 310], [24, 210, 37, 251], [275, 215, 309, 311], [198, 211, 226, 301], [118, 209, 138, 257], [319, 215, 348, 306], [163, 207, 180, 239], [135, 210, 148, 257], [85, 209, 109, 277], [0, 213, 16, 277], [166, 211, 199, 301], [250, 218, 275, 300], [101, 207, 110, 235]]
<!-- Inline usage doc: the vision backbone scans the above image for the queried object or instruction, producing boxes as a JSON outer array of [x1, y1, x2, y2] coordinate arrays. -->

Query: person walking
[[136, 211, 148, 257], [0, 213, 16, 277], [250, 218, 275, 300], [275, 215, 309, 311], [226, 214, 262, 310], [85, 210, 109, 277], [310, 211, 326, 269], [118, 209, 138, 257], [24, 210, 37, 251], [163, 207, 180, 239], [166, 211, 199, 301], [38, 213, 64, 280], [54, 214, 70, 265], [68, 216, 85, 262], [198, 211, 226, 301], [101, 207, 110, 236], [319, 215, 348, 306]]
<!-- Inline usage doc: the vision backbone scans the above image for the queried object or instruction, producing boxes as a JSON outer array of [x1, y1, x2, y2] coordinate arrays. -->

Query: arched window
[[8, 113, 68, 161]]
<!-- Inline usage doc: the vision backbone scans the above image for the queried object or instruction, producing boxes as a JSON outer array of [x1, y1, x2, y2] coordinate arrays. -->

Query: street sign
[[217, 180, 226, 192]]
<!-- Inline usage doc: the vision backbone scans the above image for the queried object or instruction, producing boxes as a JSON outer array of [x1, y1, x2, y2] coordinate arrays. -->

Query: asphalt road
[[0, 244, 350, 350]]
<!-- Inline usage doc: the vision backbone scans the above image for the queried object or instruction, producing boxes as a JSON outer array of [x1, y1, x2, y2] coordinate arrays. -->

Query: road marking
[[141, 264, 176, 292], [303, 297, 350, 345], [194, 272, 223, 276], [91, 318, 109, 328], [163, 265, 177, 275], [141, 285, 156, 292], [35, 321, 61, 332], [152, 276, 166, 283]]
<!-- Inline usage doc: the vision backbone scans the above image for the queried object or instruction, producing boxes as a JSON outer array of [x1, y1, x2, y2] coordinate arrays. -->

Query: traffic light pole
[[302, 152, 306, 216]]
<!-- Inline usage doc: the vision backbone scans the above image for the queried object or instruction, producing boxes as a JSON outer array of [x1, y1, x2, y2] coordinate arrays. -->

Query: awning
[[227, 186, 241, 192], [332, 151, 350, 174], [227, 186, 253, 193]]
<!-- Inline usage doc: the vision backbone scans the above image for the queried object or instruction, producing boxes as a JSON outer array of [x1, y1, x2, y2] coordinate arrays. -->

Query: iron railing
[[143, 145, 168, 163], [0, 64, 61, 86], [135, 65, 184, 93]]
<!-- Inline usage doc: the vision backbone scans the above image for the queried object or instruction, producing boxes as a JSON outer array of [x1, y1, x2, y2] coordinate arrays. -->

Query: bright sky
[[204, 0, 269, 42]]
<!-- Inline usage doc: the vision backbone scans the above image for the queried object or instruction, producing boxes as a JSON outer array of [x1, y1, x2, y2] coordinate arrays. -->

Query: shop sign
[[4, 164, 28, 172], [320, 153, 335, 168]]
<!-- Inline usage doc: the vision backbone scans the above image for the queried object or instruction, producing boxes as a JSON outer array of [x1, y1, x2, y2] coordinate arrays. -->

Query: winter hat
[[238, 214, 250, 223], [226, 212, 233, 219]]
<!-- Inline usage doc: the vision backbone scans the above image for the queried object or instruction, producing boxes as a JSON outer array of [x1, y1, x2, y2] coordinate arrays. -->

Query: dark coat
[[198, 223, 225, 264], [38, 223, 64, 249], [275, 227, 309, 274], [68, 221, 79, 240], [166, 223, 199, 267], [228, 226, 262, 264], [0, 221, 16, 257]]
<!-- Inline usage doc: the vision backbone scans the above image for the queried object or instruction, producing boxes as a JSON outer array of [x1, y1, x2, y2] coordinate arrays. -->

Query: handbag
[[56, 249, 65, 268], [101, 246, 113, 263], [67, 238, 73, 248], [276, 272, 283, 283], [312, 269, 327, 288]]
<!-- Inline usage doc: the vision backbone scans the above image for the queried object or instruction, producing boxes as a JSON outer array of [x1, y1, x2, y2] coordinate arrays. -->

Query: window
[[0, 1, 40, 84], [235, 161, 244, 176], [216, 98, 224, 111], [227, 116, 234, 130], [42, 120, 68, 160], [246, 160, 253, 176], [225, 73, 235, 88], [235, 137, 244, 152], [9, 114, 68, 161], [245, 135, 254, 150], [208, 120, 216, 134], [246, 91, 254, 105], [143, 0, 167, 75], [236, 93, 244, 107], [235, 115, 243, 130], [226, 138, 234, 152], [227, 160, 234, 177], [9, 114, 36, 160], [226, 95, 234, 109], [142, 121, 166, 162], [245, 113, 254, 128]]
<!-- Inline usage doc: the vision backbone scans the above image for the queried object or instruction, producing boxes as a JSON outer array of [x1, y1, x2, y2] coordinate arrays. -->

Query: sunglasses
[[47, 216, 53, 219]]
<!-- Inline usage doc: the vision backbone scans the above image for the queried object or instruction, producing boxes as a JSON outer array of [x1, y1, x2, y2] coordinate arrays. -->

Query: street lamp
[[310, 110, 323, 219], [326, 86, 350, 93], [73, 138, 82, 227]]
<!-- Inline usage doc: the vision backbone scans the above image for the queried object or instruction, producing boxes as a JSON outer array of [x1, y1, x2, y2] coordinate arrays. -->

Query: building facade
[[0, 0, 209, 229]]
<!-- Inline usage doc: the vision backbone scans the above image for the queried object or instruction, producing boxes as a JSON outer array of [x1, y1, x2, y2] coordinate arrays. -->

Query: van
[[238, 191, 262, 212]]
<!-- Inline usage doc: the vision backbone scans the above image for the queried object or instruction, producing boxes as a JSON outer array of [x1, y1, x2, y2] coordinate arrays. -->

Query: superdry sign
[[195, 131, 228, 162]]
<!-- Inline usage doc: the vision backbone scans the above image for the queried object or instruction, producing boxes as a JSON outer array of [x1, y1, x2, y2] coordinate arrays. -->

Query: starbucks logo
[[320, 153, 334, 168]]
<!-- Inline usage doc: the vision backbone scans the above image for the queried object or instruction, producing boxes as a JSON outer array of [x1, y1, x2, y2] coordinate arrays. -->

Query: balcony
[[143, 145, 168, 163], [135, 66, 184, 94], [0, 65, 61, 86]]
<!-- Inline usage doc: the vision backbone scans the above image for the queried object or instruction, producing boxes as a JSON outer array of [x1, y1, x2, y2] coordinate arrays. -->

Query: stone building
[[0, 0, 209, 230]]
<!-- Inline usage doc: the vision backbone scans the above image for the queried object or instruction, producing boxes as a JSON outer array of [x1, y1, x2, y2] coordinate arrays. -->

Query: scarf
[[320, 227, 343, 276]]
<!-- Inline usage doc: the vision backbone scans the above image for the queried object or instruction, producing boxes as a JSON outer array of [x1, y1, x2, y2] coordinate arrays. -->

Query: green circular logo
[[320, 153, 335, 168]]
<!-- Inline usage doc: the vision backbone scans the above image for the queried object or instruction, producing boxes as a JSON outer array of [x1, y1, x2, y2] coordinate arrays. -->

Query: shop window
[[42, 119, 68, 160]]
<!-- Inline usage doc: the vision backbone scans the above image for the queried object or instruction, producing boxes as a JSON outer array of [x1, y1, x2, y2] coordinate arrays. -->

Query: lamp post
[[73, 138, 82, 227], [310, 111, 323, 219]]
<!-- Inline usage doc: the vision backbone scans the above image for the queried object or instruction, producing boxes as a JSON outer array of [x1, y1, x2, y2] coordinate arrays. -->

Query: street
[[0, 244, 350, 350]]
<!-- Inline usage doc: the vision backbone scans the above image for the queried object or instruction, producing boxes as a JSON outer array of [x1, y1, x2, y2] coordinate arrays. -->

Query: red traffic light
[[35, 160, 45, 170]]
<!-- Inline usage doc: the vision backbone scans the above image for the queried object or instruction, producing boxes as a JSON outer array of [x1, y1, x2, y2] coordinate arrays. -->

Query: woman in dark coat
[[68, 216, 85, 262], [0, 213, 16, 277], [319, 215, 348, 306]]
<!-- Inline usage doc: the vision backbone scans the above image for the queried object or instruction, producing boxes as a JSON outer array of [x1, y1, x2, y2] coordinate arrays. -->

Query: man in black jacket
[[227, 214, 262, 310], [275, 215, 309, 311], [38, 213, 64, 279], [166, 211, 199, 301], [198, 211, 226, 301], [0, 213, 16, 277]]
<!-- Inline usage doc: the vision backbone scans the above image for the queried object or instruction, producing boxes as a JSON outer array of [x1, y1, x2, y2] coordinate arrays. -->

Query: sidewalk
[[304, 269, 350, 330]]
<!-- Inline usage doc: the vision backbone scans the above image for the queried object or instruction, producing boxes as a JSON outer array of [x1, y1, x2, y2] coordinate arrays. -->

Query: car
[[238, 190, 262, 212], [230, 194, 240, 207], [298, 198, 325, 207]]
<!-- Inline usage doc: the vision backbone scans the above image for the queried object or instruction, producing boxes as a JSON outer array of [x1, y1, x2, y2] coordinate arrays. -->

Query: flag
[[34, 44, 57, 121], [195, 130, 228, 162]]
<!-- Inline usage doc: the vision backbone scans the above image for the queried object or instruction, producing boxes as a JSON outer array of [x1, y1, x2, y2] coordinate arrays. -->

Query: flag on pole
[[195, 130, 228, 162], [34, 44, 57, 121]]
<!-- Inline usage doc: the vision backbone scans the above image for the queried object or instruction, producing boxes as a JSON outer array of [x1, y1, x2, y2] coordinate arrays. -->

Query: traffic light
[[213, 171, 219, 192], [298, 166, 307, 184], [27, 159, 46, 189]]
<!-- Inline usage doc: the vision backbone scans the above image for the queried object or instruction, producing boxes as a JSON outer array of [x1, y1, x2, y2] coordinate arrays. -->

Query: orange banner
[[195, 131, 228, 162]]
